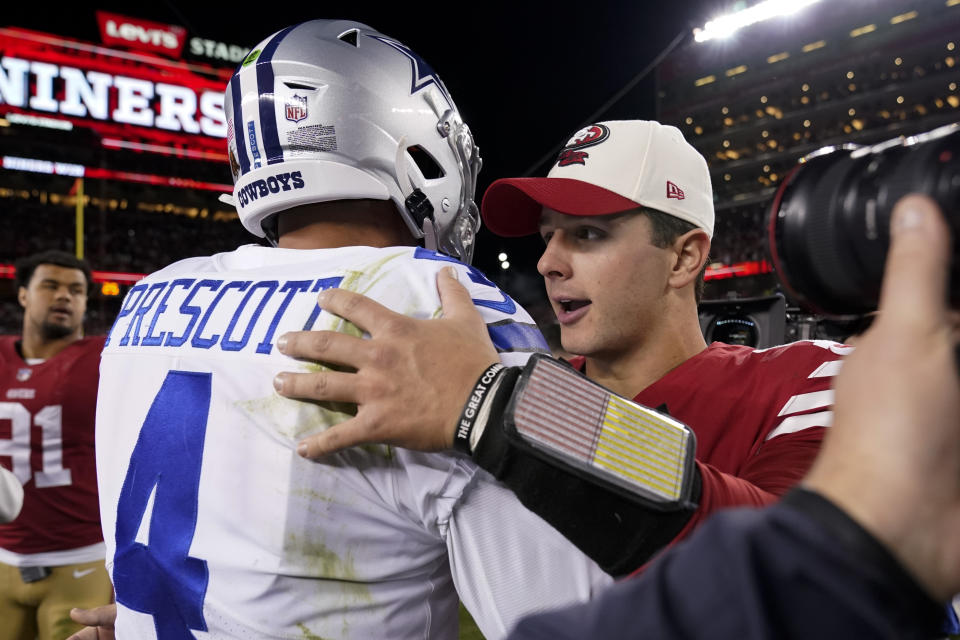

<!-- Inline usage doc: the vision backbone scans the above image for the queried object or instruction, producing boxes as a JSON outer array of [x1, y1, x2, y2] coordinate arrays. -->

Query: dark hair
[[641, 208, 709, 303], [15, 250, 93, 293]]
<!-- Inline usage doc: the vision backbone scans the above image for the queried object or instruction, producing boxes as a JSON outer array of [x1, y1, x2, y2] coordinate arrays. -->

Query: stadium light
[[6, 113, 73, 131], [101, 282, 121, 296], [1, 155, 231, 192], [694, 0, 823, 43]]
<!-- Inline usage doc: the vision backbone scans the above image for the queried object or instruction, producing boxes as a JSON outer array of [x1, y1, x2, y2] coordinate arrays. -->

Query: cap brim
[[481, 177, 642, 237]]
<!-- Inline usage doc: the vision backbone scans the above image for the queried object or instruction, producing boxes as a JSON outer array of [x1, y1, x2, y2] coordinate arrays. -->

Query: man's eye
[[540, 231, 554, 244], [575, 227, 604, 240]]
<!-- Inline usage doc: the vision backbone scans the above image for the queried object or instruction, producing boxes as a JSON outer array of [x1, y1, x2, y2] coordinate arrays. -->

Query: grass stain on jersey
[[339, 251, 406, 293], [291, 487, 337, 503], [286, 532, 374, 610], [322, 252, 406, 336], [290, 534, 354, 582], [271, 251, 415, 455], [238, 392, 355, 440], [295, 623, 329, 640]]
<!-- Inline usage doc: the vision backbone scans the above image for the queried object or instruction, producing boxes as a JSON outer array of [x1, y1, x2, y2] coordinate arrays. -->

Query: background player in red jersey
[[0, 250, 112, 640], [274, 120, 844, 574]]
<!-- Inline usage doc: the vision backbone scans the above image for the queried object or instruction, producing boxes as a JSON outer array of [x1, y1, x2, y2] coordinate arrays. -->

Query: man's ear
[[17, 286, 27, 309], [667, 229, 710, 291]]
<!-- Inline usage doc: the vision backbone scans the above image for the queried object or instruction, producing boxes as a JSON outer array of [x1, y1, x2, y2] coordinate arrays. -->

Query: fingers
[[437, 268, 500, 362], [274, 369, 360, 403], [297, 421, 372, 459], [314, 287, 395, 333], [277, 330, 366, 367], [68, 605, 116, 640], [436, 267, 483, 323], [878, 194, 951, 329], [70, 606, 110, 626]]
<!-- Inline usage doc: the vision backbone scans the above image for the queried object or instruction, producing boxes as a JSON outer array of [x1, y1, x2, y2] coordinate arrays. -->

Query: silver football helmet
[[222, 19, 483, 263]]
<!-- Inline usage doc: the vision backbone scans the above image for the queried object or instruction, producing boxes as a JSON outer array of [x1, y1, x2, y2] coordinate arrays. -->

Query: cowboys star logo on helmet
[[366, 35, 454, 105], [220, 20, 482, 263]]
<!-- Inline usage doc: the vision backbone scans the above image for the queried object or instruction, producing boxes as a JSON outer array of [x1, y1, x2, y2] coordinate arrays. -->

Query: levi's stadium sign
[[95, 11, 249, 64], [0, 27, 230, 158], [95, 11, 187, 59], [188, 38, 250, 64]]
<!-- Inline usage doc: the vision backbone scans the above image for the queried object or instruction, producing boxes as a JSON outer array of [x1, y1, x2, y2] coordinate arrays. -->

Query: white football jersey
[[96, 245, 609, 640]]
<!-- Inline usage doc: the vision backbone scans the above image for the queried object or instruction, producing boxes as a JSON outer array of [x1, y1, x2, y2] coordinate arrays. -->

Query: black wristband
[[453, 363, 506, 453]]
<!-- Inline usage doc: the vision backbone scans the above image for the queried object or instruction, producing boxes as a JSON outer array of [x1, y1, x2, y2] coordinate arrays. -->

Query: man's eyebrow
[[39, 278, 84, 287]]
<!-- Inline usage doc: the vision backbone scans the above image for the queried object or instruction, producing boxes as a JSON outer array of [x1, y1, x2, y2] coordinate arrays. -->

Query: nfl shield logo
[[16, 368, 31, 382], [285, 95, 308, 123]]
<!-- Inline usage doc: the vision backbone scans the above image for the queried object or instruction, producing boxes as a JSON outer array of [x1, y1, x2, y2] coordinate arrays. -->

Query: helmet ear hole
[[337, 29, 359, 46], [407, 146, 445, 180]]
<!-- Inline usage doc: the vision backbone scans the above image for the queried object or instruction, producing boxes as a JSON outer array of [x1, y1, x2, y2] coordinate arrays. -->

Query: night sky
[[4, 1, 726, 281]]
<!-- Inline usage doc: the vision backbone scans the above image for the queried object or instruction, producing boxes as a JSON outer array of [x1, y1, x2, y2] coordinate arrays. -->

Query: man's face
[[537, 208, 674, 360], [18, 264, 88, 341]]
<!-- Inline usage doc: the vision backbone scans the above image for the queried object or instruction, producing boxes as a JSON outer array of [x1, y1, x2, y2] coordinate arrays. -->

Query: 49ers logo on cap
[[556, 124, 610, 167]]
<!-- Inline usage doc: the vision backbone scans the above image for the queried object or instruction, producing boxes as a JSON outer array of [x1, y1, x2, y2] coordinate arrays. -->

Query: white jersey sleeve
[[96, 245, 608, 640], [0, 466, 24, 524], [446, 467, 611, 638]]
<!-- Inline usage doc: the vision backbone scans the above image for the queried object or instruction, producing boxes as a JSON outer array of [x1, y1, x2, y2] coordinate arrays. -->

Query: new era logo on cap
[[666, 181, 685, 200]]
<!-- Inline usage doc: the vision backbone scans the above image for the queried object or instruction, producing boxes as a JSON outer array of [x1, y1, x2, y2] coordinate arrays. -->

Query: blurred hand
[[274, 266, 499, 458], [804, 194, 960, 601], [67, 604, 116, 640]]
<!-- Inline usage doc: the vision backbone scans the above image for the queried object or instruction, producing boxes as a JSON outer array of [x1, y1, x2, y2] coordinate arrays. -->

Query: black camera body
[[768, 123, 960, 316]]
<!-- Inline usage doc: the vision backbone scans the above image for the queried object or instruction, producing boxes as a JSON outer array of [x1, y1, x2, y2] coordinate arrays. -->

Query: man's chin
[[41, 321, 76, 340], [558, 333, 591, 358]]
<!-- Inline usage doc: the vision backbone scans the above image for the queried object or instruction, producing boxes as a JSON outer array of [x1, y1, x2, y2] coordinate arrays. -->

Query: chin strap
[[395, 134, 439, 252]]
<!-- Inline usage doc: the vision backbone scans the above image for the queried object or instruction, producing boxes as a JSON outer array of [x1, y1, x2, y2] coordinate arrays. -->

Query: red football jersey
[[571, 340, 847, 541], [0, 335, 105, 554]]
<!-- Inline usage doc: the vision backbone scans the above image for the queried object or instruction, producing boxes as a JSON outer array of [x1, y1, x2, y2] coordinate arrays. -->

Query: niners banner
[[0, 26, 231, 158]]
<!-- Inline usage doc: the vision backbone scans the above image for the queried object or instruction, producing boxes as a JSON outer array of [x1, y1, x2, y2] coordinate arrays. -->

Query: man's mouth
[[559, 299, 590, 313]]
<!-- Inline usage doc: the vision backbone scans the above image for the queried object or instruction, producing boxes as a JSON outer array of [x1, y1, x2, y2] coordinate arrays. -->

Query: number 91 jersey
[[96, 245, 548, 639], [0, 335, 104, 557]]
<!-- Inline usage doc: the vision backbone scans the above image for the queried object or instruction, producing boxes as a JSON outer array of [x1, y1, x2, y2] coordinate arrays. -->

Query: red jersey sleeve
[[631, 340, 850, 546], [681, 427, 825, 538]]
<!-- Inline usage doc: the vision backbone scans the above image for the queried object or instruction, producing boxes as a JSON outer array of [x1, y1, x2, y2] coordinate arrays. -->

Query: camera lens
[[768, 124, 960, 315], [706, 315, 760, 347]]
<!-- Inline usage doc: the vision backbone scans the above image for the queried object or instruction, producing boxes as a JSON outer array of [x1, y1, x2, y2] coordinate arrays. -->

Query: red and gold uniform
[[0, 335, 112, 640]]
